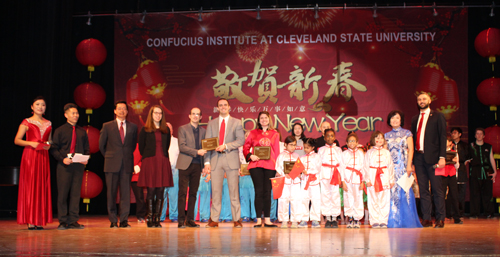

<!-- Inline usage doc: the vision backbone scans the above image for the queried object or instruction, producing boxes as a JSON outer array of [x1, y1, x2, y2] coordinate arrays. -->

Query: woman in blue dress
[[385, 110, 422, 228]]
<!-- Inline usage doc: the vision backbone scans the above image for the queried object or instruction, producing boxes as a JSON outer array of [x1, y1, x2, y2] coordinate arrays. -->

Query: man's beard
[[418, 103, 429, 110]]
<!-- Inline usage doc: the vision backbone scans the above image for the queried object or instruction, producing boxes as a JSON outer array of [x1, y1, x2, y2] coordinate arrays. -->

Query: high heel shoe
[[27, 224, 35, 230], [253, 223, 263, 228], [264, 223, 277, 227]]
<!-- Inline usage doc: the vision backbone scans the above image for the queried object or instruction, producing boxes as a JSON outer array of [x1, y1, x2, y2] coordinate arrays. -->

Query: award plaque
[[241, 164, 250, 175], [283, 161, 295, 174], [254, 146, 271, 160], [445, 151, 457, 165], [202, 137, 219, 151]]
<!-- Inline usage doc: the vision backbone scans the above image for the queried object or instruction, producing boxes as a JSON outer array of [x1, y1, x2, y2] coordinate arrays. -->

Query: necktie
[[70, 126, 76, 154], [416, 112, 425, 151], [120, 122, 125, 144], [219, 119, 225, 146]]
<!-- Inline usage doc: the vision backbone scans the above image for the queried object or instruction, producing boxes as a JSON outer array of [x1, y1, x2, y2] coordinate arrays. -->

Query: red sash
[[369, 166, 386, 192], [346, 167, 366, 194], [304, 174, 317, 190], [323, 163, 341, 185]]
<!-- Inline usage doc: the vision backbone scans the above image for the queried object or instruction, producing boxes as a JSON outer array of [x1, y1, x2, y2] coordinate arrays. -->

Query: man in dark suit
[[411, 93, 447, 228], [450, 127, 468, 218], [176, 107, 207, 228], [99, 100, 138, 228]]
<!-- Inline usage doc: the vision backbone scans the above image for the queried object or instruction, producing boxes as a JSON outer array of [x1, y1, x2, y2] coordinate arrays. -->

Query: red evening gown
[[17, 118, 53, 226]]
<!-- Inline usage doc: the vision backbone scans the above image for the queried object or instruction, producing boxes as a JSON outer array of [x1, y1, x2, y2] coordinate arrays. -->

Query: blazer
[[99, 120, 138, 173], [138, 127, 171, 159], [411, 110, 447, 165], [176, 123, 206, 170], [204, 116, 245, 171]]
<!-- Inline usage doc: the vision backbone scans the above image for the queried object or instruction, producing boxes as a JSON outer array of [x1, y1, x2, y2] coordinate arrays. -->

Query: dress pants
[[249, 167, 275, 218], [320, 179, 341, 218], [441, 175, 460, 220], [367, 186, 390, 225], [210, 154, 241, 221], [457, 183, 466, 217], [413, 153, 445, 221], [105, 168, 132, 223], [469, 176, 494, 216], [344, 182, 365, 221], [131, 182, 146, 219], [57, 163, 84, 224], [178, 163, 202, 223], [195, 176, 211, 221], [160, 167, 178, 221]]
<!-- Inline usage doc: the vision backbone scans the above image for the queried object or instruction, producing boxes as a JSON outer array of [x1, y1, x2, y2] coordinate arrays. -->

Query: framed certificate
[[283, 161, 295, 174], [240, 164, 250, 175], [254, 146, 271, 160], [202, 137, 219, 151], [445, 151, 457, 165]]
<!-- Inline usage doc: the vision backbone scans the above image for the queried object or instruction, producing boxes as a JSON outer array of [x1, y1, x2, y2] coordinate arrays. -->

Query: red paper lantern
[[485, 125, 500, 155], [414, 62, 444, 101], [83, 125, 100, 154], [74, 82, 106, 114], [136, 60, 167, 99], [474, 28, 500, 63], [476, 78, 500, 111], [435, 76, 459, 120], [75, 38, 107, 72], [126, 74, 150, 115], [81, 170, 103, 211]]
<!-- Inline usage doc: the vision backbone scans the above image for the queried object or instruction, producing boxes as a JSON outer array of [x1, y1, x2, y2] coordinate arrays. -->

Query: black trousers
[[131, 182, 146, 219], [457, 183, 466, 217], [250, 168, 275, 218], [178, 163, 202, 222], [57, 162, 84, 224], [469, 176, 493, 216], [105, 170, 132, 223], [442, 175, 460, 220], [414, 153, 445, 221]]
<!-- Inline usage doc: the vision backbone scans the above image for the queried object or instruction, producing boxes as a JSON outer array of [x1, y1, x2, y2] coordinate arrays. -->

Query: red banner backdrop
[[114, 8, 468, 144]]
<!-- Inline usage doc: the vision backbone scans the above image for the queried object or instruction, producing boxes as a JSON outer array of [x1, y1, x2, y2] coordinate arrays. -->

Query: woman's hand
[[342, 181, 348, 192], [406, 165, 413, 177], [250, 155, 260, 162]]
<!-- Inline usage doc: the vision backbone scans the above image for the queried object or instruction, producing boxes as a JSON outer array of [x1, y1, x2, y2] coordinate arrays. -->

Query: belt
[[416, 150, 424, 154]]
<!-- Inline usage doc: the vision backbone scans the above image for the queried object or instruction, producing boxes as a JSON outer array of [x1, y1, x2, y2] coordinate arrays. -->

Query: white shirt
[[116, 118, 127, 138], [416, 108, 430, 151], [169, 137, 179, 168]]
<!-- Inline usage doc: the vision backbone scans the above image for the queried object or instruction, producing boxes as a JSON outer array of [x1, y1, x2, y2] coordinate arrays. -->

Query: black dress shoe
[[27, 225, 36, 230], [421, 220, 433, 227], [120, 221, 131, 228], [186, 220, 200, 228], [67, 222, 84, 229], [35, 226, 44, 230], [58, 223, 68, 230], [178, 222, 186, 228], [264, 223, 277, 227], [454, 218, 463, 224], [434, 220, 444, 228], [253, 223, 263, 228], [110, 222, 118, 228]]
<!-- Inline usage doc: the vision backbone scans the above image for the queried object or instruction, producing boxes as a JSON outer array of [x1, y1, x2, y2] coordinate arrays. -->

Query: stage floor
[[1, 216, 499, 256]]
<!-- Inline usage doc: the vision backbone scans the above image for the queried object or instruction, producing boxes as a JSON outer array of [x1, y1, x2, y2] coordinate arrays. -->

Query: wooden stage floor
[[1, 216, 499, 256]]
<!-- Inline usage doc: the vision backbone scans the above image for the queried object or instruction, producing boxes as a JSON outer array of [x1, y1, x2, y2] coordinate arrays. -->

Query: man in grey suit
[[204, 98, 245, 228], [177, 107, 206, 228], [99, 100, 138, 228]]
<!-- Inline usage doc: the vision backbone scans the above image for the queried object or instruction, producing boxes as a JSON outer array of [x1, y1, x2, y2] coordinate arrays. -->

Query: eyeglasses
[[348, 140, 357, 143]]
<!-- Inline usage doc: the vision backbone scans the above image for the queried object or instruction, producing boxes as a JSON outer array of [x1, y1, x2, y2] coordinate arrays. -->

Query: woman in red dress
[[243, 111, 280, 227], [14, 96, 53, 230], [138, 105, 173, 228]]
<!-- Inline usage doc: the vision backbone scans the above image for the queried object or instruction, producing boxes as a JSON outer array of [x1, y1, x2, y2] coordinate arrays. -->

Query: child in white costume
[[318, 129, 344, 228], [275, 136, 301, 229], [298, 138, 322, 228], [341, 132, 365, 228], [363, 131, 394, 228]]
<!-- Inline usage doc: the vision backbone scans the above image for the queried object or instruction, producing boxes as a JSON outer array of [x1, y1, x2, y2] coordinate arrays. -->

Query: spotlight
[[140, 10, 146, 24], [256, 5, 261, 20], [86, 11, 92, 26], [198, 7, 203, 22], [314, 4, 319, 19], [373, 3, 378, 18], [433, 3, 438, 16]]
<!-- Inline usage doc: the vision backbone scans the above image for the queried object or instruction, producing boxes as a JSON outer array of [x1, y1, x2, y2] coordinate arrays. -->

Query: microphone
[[433, 164, 440, 169]]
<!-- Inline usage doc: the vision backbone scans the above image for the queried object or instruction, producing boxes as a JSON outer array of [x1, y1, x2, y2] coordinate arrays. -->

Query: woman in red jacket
[[243, 111, 280, 227]]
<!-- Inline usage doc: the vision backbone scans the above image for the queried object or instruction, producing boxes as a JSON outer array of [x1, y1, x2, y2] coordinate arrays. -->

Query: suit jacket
[[411, 110, 447, 165], [204, 116, 245, 171], [138, 127, 170, 159], [99, 120, 138, 173], [176, 123, 206, 170], [455, 140, 469, 182]]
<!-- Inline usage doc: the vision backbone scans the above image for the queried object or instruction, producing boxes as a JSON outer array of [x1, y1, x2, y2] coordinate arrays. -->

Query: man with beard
[[411, 93, 447, 228]]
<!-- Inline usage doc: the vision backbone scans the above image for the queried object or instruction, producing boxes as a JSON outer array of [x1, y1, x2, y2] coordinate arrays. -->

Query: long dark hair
[[291, 123, 306, 141], [144, 105, 169, 133], [257, 111, 275, 131]]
